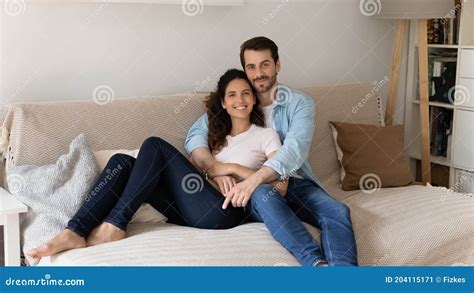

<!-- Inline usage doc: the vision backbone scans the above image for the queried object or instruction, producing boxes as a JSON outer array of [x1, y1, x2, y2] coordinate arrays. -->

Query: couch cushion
[[328, 121, 413, 191], [38, 184, 474, 266], [38, 222, 321, 266], [339, 185, 474, 266], [93, 149, 140, 170]]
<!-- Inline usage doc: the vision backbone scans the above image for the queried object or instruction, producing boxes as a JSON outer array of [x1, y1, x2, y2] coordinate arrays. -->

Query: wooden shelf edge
[[427, 44, 460, 49], [411, 100, 456, 109], [408, 153, 452, 168]]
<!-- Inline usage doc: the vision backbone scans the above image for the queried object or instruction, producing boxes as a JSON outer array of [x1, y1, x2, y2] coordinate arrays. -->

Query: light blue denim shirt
[[184, 84, 323, 189]]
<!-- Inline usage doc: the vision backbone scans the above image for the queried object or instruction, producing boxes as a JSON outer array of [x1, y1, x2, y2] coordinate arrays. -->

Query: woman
[[27, 69, 287, 262]]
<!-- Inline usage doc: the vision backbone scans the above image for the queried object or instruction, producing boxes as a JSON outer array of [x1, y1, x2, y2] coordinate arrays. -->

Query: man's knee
[[337, 202, 351, 217], [326, 201, 351, 222], [316, 189, 351, 217]]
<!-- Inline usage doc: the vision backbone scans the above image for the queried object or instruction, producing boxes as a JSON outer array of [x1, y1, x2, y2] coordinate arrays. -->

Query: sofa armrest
[[0, 187, 27, 266]]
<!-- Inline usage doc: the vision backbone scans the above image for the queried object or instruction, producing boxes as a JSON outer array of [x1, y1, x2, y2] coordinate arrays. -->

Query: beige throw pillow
[[329, 121, 413, 191]]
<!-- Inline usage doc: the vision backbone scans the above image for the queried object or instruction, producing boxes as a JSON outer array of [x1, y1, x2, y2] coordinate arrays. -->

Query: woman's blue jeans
[[67, 136, 244, 236]]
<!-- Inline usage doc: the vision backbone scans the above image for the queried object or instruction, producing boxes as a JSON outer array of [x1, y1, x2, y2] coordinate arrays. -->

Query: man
[[185, 36, 357, 266]]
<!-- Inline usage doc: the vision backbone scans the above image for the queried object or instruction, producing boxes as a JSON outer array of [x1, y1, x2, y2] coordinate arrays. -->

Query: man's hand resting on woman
[[207, 162, 289, 202]]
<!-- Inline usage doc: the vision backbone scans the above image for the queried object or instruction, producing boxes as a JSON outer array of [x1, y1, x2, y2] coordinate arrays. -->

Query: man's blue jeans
[[244, 178, 358, 266]]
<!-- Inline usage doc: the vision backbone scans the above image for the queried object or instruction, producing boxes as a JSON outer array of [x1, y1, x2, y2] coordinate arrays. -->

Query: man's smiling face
[[243, 49, 280, 94]]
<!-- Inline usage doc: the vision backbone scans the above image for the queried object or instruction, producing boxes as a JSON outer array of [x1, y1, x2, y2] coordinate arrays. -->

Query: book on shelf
[[427, 0, 462, 45], [429, 106, 453, 157], [428, 52, 457, 104], [427, 19, 441, 44]]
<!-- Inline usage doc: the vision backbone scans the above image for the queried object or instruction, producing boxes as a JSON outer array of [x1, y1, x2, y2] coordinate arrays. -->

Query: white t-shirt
[[261, 102, 276, 129], [260, 101, 304, 179], [214, 124, 281, 172]]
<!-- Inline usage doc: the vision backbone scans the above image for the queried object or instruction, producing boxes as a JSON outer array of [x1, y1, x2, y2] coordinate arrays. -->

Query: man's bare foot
[[27, 229, 86, 261], [86, 222, 126, 247]]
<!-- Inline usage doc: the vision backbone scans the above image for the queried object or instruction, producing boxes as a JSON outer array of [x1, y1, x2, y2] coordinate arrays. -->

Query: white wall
[[0, 0, 408, 123]]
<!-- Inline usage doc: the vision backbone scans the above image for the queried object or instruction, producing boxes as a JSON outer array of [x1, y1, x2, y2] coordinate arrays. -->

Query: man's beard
[[252, 74, 277, 94]]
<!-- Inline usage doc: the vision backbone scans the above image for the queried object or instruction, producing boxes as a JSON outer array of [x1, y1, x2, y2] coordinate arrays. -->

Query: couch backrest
[[2, 83, 383, 187]]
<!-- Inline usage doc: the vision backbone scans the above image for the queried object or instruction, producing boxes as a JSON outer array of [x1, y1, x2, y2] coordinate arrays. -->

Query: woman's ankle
[[102, 220, 127, 233]]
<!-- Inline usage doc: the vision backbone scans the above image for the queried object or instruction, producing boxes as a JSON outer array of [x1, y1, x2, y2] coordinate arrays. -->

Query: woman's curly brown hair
[[206, 69, 265, 154]]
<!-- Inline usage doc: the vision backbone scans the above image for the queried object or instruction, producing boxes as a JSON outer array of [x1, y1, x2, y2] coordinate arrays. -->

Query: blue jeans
[[67, 137, 244, 237], [244, 178, 358, 266]]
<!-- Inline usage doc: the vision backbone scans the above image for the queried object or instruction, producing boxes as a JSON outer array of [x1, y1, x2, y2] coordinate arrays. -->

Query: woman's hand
[[207, 162, 236, 178], [212, 175, 237, 195], [222, 178, 259, 209]]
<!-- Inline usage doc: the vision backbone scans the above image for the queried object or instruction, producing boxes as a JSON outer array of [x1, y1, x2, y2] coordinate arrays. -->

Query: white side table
[[0, 187, 27, 266]]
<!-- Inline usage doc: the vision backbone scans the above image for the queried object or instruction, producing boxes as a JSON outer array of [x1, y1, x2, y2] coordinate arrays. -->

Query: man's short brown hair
[[240, 36, 279, 68]]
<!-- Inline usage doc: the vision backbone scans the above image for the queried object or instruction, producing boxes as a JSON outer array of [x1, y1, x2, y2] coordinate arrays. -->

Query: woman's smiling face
[[222, 78, 256, 120]]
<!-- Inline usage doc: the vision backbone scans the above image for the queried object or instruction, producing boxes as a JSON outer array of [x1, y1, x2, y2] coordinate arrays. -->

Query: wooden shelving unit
[[404, 0, 474, 188]]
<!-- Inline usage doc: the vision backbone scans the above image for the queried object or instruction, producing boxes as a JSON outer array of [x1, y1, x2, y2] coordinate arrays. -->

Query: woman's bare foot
[[27, 229, 86, 260], [86, 222, 126, 247]]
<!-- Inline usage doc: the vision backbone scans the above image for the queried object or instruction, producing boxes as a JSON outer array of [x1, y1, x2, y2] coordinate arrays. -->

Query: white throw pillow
[[93, 148, 167, 225], [7, 133, 99, 266], [93, 149, 140, 170]]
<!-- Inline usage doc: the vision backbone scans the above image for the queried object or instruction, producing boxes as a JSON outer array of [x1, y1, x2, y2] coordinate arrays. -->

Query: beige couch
[[1, 83, 473, 266]]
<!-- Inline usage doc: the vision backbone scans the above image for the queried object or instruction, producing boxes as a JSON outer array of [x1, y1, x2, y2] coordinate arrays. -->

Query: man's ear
[[275, 59, 281, 73]]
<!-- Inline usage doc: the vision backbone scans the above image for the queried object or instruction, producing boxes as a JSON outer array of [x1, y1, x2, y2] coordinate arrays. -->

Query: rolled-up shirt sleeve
[[184, 113, 210, 155], [263, 97, 316, 180]]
